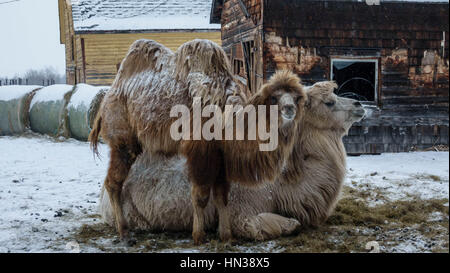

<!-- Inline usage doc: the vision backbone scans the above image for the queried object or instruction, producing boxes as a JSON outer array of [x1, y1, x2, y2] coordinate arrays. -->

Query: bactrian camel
[[99, 81, 366, 240], [89, 39, 306, 244]]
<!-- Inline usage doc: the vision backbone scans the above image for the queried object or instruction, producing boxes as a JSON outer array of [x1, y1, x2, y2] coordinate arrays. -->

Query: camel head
[[304, 81, 366, 134], [251, 70, 306, 132]]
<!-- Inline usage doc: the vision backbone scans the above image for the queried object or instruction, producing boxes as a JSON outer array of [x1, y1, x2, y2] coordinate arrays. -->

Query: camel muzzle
[[281, 104, 296, 121], [353, 108, 366, 119]]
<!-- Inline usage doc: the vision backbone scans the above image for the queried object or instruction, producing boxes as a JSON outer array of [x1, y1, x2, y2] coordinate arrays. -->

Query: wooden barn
[[210, 0, 449, 154], [58, 0, 221, 86]]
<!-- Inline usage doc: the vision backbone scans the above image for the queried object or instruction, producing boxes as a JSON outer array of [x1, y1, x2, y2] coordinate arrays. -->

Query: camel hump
[[175, 39, 237, 106], [175, 39, 232, 78], [114, 39, 175, 83]]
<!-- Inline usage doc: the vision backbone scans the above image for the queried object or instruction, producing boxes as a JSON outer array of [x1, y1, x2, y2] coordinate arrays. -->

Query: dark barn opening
[[332, 60, 377, 102]]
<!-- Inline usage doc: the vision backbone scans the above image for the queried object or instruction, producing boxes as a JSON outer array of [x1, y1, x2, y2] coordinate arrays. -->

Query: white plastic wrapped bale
[[0, 85, 42, 135], [29, 84, 75, 137], [67, 84, 109, 141]]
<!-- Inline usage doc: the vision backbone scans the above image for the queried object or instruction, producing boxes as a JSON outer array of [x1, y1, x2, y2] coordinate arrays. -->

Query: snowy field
[[0, 135, 448, 253]]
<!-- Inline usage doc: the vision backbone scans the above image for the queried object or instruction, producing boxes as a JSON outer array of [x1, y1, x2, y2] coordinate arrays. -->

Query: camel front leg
[[212, 173, 233, 242], [239, 213, 301, 241], [104, 145, 136, 241], [184, 141, 223, 245], [191, 183, 211, 245]]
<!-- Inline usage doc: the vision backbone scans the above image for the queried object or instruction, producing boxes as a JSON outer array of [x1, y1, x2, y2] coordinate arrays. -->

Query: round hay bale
[[29, 84, 75, 137], [0, 85, 42, 135], [67, 84, 109, 141]]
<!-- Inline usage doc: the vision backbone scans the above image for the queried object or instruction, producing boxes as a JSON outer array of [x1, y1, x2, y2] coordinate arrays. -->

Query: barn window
[[331, 58, 378, 102]]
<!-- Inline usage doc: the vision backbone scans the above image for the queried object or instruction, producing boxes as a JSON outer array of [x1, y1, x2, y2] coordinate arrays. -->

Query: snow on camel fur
[[89, 38, 306, 243], [99, 81, 366, 240]]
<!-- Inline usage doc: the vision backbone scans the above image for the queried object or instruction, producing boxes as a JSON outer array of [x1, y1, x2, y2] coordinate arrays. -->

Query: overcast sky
[[0, 0, 65, 77]]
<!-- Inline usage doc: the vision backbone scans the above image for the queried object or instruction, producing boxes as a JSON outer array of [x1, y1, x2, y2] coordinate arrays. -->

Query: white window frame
[[330, 58, 379, 103]]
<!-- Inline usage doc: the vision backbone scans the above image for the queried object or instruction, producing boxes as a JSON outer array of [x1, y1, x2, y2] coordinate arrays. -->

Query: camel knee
[[106, 144, 137, 183], [212, 179, 230, 208], [194, 195, 210, 209], [104, 176, 123, 193], [192, 184, 211, 209]]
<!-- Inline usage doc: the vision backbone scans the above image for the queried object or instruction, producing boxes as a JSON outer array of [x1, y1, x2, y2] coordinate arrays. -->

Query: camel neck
[[299, 123, 347, 178]]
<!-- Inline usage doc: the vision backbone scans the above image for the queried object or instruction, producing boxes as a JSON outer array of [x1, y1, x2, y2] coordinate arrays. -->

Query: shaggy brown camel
[[99, 81, 366, 240], [89, 39, 305, 244]]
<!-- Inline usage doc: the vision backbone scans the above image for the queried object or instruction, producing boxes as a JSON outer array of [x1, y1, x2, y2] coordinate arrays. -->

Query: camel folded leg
[[237, 213, 302, 241]]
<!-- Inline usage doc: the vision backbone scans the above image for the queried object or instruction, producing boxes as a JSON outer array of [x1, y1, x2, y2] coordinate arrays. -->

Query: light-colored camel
[[99, 81, 366, 240], [89, 39, 306, 243]]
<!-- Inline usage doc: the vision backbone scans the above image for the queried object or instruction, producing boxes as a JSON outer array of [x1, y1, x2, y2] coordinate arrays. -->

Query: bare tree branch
[[0, 0, 20, 5]]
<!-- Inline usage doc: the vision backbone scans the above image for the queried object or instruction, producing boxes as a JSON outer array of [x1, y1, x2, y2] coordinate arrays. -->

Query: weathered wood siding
[[344, 105, 448, 154], [220, 0, 264, 92], [60, 0, 77, 85], [261, 0, 449, 153], [219, 0, 449, 153], [263, 1, 449, 102]]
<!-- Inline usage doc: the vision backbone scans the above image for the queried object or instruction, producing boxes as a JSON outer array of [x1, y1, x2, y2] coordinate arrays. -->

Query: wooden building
[[211, 0, 449, 154], [58, 0, 221, 86]]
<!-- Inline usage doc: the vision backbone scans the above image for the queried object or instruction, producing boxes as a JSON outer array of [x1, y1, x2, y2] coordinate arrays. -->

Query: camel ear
[[328, 81, 339, 93], [250, 83, 272, 105]]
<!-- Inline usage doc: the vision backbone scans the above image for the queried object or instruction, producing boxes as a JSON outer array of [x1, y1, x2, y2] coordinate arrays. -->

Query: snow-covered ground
[[347, 152, 449, 205], [0, 136, 448, 253], [0, 136, 109, 253]]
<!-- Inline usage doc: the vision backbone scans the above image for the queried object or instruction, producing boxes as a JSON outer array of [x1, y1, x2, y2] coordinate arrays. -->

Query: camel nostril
[[353, 101, 362, 107]]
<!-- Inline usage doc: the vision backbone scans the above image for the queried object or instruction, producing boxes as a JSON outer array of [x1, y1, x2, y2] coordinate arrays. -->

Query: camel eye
[[325, 101, 335, 107], [270, 96, 278, 105], [296, 96, 303, 104]]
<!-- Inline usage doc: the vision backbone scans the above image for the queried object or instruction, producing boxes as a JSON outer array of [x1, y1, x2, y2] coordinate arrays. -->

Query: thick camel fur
[[90, 39, 305, 243], [99, 82, 366, 241]]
